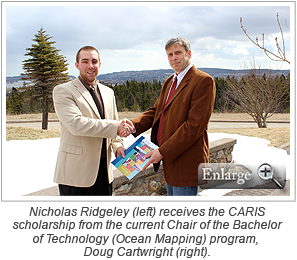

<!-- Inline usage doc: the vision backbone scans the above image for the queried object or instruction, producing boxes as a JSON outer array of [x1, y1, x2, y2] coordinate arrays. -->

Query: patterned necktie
[[90, 85, 105, 119], [90, 85, 107, 158], [157, 77, 178, 145]]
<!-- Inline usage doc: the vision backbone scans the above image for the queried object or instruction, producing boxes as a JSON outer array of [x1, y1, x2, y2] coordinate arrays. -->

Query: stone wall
[[208, 137, 237, 164], [112, 137, 237, 196]]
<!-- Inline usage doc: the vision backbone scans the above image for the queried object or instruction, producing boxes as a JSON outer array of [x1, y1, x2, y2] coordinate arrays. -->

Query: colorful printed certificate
[[112, 136, 158, 180]]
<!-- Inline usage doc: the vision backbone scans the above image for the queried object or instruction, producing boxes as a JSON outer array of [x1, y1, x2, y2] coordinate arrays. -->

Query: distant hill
[[6, 75, 75, 89], [6, 75, 24, 84], [6, 68, 290, 86], [97, 69, 174, 84], [97, 67, 290, 84]]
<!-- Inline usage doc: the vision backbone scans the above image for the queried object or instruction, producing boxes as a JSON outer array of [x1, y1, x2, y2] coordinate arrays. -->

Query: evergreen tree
[[6, 97, 10, 113], [112, 79, 163, 112], [22, 26, 69, 129], [9, 87, 23, 115]]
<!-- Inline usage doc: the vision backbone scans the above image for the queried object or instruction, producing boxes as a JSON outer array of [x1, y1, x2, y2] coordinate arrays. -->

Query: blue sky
[[3, 2, 292, 77]]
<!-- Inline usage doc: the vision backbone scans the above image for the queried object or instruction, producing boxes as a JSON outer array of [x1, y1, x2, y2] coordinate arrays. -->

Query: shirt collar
[[174, 63, 193, 85], [78, 76, 98, 92]]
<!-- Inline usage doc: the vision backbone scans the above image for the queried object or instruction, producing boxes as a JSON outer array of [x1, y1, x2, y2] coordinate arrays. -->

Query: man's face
[[75, 50, 101, 85], [166, 43, 191, 74]]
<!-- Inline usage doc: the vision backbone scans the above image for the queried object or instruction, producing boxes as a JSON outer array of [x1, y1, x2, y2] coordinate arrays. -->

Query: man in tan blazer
[[53, 46, 133, 196], [131, 38, 216, 196]]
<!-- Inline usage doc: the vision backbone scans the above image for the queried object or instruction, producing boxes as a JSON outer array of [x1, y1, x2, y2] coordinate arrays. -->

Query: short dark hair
[[76, 46, 100, 63], [165, 37, 191, 52]]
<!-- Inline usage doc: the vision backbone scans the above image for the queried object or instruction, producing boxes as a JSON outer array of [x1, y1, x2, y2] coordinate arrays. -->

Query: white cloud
[[99, 48, 168, 74], [232, 44, 251, 55], [193, 37, 222, 51]]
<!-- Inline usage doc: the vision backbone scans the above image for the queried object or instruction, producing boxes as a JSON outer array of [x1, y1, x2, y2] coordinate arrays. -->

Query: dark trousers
[[58, 157, 112, 196]]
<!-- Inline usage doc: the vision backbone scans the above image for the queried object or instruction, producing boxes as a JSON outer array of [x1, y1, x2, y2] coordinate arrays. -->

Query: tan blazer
[[132, 66, 216, 187], [53, 78, 123, 187]]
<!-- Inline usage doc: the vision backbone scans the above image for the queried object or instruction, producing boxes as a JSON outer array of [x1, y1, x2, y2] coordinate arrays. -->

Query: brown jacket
[[132, 65, 216, 187]]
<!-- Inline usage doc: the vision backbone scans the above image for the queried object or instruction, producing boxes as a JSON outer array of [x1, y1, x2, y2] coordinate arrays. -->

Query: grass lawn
[[208, 127, 290, 147], [6, 126, 61, 141]]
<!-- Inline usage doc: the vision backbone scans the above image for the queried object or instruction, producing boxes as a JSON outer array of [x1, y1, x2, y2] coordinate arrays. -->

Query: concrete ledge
[[278, 141, 290, 155], [209, 137, 237, 153]]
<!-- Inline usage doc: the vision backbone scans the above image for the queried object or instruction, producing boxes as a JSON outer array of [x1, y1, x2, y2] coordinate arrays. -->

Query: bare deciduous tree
[[226, 66, 289, 128], [240, 13, 290, 64]]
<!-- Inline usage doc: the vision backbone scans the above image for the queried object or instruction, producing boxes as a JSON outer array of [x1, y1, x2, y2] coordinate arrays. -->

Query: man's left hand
[[142, 149, 163, 171]]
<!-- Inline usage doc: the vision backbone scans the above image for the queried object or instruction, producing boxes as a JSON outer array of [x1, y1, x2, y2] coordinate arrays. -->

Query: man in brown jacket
[[131, 37, 216, 196]]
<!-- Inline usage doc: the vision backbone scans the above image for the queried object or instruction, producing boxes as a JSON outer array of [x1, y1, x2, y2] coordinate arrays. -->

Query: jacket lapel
[[164, 65, 194, 109], [73, 78, 101, 119], [159, 75, 174, 111]]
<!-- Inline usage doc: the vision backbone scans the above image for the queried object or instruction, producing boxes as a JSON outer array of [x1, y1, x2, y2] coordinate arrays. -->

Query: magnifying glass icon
[[257, 163, 283, 189]]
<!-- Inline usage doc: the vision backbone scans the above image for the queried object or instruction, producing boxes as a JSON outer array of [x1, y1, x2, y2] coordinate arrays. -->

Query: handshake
[[117, 119, 135, 138]]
